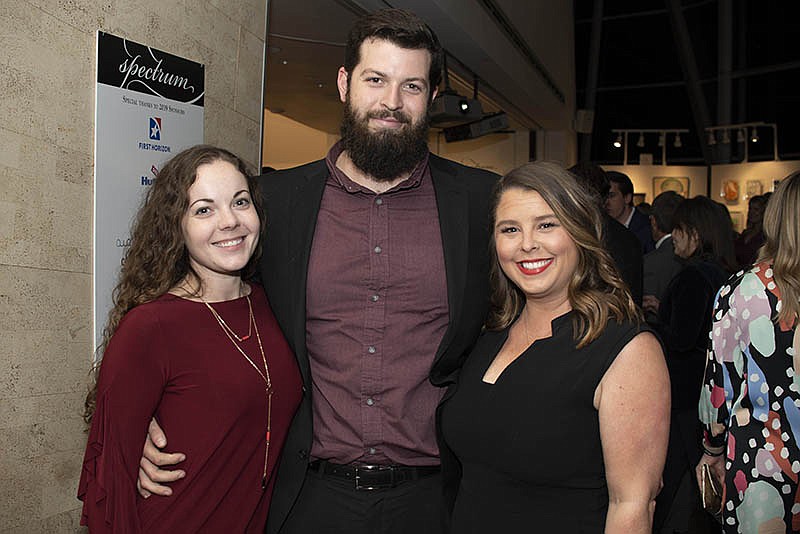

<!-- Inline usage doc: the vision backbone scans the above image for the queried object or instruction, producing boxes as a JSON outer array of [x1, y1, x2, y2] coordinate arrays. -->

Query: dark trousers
[[280, 467, 446, 534], [655, 408, 718, 533]]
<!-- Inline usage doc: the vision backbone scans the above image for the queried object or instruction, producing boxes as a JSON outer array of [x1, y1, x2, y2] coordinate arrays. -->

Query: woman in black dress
[[441, 162, 670, 533], [643, 196, 735, 532]]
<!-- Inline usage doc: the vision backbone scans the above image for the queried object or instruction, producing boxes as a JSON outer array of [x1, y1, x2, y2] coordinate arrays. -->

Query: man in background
[[606, 170, 655, 254], [569, 163, 643, 305], [642, 191, 683, 323]]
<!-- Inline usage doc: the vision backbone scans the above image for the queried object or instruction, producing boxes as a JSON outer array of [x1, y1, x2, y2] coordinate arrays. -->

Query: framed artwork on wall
[[653, 176, 690, 198], [633, 193, 646, 206], [722, 180, 739, 202], [745, 180, 763, 198]]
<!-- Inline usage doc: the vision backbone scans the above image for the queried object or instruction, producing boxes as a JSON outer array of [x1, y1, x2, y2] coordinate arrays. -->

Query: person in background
[[441, 162, 670, 533], [78, 145, 302, 532], [645, 195, 736, 533], [136, 9, 498, 534], [734, 193, 769, 269], [698, 172, 800, 532], [643, 191, 684, 324], [606, 170, 655, 254], [636, 201, 652, 218], [568, 162, 644, 305]]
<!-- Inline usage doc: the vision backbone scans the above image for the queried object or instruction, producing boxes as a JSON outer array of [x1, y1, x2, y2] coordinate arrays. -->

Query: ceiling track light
[[722, 129, 730, 144], [737, 128, 746, 143], [707, 131, 716, 146], [610, 128, 689, 165], [750, 127, 759, 143]]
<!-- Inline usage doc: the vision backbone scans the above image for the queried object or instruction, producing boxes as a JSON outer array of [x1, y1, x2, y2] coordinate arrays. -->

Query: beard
[[340, 95, 431, 182]]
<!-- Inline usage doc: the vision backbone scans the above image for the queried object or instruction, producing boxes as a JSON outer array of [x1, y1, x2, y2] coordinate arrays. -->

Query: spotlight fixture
[[611, 128, 688, 164], [705, 122, 777, 162], [707, 131, 716, 146]]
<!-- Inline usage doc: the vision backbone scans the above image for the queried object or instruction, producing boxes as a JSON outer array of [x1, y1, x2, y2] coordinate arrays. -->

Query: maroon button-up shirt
[[305, 142, 449, 466]]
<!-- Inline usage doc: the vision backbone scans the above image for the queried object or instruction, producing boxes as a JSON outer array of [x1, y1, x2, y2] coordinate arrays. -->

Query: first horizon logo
[[149, 117, 162, 140]]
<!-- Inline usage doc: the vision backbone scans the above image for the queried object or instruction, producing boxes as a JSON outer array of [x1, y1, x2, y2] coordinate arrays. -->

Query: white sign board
[[94, 32, 204, 350]]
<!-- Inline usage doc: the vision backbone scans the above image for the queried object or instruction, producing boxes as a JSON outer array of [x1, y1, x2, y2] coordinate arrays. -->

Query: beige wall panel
[[209, 0, 266, 38], [237, 27, 267, 122], [1, 0, 265, 530], [205, 95, 262, 166]]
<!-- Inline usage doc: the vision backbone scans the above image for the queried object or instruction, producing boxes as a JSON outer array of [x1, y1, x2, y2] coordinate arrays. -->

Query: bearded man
[[138, 8, 498, 534]]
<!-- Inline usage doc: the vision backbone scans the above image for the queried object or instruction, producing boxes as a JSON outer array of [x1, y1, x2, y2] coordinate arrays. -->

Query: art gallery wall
[[605, 160, 800, 231]]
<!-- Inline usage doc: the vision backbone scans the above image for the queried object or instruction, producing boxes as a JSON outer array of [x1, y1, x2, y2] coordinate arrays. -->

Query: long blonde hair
[[487, 162, 641, 347], [84, 145, 263, 422], [757, 171, 800, 325]]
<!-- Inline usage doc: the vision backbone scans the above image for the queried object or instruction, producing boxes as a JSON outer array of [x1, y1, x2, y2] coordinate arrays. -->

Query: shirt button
[[374, 245, 382, 254], [368, 346, 376, 354], [366, 398, 375, 406], [375, 198, 383, 205], [370, 294, 379, 302], [368, 447, 377, 454]]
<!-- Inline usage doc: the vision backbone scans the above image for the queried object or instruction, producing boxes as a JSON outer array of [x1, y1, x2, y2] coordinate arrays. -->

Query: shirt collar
[[324, 140, 429, 194], [622, 206, 635, 228], [655, 233, 672, 249]]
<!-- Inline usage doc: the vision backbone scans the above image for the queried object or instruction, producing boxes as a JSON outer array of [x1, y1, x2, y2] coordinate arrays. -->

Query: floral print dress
[[700, 262, 800, 533]]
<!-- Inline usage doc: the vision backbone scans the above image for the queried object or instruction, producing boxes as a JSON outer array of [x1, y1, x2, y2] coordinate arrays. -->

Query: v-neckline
[[480, 311, 572, 385]]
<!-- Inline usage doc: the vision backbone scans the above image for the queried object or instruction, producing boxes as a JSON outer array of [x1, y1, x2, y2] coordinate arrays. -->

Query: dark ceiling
[[263, 0, 800, 166], [574, 0, 800, 165]]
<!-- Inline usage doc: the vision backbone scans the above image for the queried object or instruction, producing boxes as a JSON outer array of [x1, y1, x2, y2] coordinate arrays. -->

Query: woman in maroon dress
[[78, 145, 302, 532]]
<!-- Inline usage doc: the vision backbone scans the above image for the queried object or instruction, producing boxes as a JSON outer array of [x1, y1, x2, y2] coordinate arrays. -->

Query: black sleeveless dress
[[440, 312, 645, 533]]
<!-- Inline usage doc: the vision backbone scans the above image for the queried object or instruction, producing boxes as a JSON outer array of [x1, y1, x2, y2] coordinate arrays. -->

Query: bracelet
[[702, 444, 725, 457]]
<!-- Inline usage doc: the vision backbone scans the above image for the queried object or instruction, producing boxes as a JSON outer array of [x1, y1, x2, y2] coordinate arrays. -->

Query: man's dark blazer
[[643, 236, 681, 301], [643, 236, 682, 324], [257, 155, 498, 533], [628, 207, 655, 254], [603, 215, 644, 306]]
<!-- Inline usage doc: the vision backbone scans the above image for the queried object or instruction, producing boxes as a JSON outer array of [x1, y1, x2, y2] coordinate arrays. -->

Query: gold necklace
[[204, 295, 253, 342], [204, 294, 273, 490]]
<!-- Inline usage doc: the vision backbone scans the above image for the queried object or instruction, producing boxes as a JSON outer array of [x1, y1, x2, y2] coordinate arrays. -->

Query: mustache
[[367, 110, 411, 123]]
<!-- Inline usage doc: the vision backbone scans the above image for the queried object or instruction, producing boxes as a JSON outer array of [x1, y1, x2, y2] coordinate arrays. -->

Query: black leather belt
[[308, 459, 441, 490]]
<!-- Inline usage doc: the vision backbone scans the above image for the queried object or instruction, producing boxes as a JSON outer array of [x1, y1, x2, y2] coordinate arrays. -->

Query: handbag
[[700, 463, 723, 522]]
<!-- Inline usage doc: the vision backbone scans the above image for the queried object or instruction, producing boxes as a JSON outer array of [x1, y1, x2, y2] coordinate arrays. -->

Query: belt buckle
[[354, 464, 394, 491]]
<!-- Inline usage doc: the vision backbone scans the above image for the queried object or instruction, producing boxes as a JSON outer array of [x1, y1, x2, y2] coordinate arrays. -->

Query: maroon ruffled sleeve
[[78, 307, 168, 532]]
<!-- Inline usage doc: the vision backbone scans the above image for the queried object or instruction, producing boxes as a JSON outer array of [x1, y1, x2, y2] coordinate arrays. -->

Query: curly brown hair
[[487, 162, 641, 348], [84, 145, 264, 422]]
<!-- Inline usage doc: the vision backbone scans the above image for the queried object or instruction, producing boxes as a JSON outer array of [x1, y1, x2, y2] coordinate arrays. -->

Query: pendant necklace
[[204, 294, 273, 490]]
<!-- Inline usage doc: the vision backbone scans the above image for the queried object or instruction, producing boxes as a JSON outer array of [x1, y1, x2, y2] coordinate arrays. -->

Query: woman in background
[[698, 172, 800, 532], [644, 195, 736, 532], [441, 162, 669, 533], [734, 193, 769, 269], [78, 145, 301, 532]]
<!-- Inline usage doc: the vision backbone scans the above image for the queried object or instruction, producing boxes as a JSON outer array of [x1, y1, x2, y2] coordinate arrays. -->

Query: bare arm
[[136, 418, 186, 498], [595, 332, 670, 534]]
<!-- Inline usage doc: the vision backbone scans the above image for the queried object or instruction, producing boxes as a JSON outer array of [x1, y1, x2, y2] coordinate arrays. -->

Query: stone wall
[[0, 0, 266, 531]]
